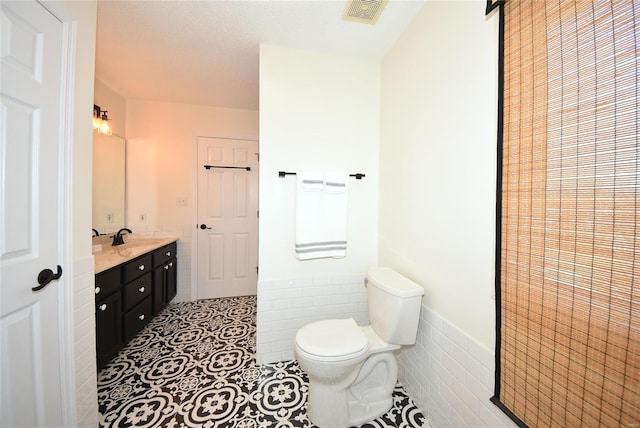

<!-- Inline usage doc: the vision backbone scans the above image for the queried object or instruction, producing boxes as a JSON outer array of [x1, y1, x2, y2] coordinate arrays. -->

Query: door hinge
[[256, 266, 259, 274], [257, 210, 259, 218]]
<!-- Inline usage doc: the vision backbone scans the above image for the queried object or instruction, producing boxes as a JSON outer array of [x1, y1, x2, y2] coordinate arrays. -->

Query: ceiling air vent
[[342, 0, 388, 25]]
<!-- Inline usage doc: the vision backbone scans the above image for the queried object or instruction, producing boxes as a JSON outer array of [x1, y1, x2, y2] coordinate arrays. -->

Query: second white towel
[[295, 171, 348, 260]]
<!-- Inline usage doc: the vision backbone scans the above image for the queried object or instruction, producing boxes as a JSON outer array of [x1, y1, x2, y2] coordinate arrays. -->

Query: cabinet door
[[152, 266, 166, 316], [96, 292, 122, 370], [152, 258, 177, 315], [166, 258, 177, 302]]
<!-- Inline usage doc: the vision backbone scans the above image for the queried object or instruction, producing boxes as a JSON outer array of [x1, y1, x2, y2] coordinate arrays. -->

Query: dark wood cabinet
[[123, 297, 153, 342], [96, 291, 122, 370], [95, 241, 177, 370], [123, 272, 152, 312], [152, 266, 167, 315], [166, 259, 177, 301], [152, 242, 177, 315], [122, 254, 152, 284], [95, 267, 120, 301], [153, 243, 175, 267]]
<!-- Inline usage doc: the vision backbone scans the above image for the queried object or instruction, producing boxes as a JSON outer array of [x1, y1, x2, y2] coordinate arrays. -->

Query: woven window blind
[[489, 0, 639, 426]]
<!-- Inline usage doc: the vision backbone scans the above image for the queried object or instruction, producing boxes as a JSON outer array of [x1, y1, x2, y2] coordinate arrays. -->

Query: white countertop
[[93, 235, 179, 274]]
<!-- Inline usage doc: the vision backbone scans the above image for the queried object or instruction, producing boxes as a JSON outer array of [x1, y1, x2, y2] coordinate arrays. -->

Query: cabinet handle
[[99, 304, 107, 311], [169, 262, 173, 267], [138, 264, 145, 271], [138, 314, 145, 321], [164, 265, 169, 270], [95, 286, 101, 294], [138, 286, 145, 293], [166, 251, 171, 257]]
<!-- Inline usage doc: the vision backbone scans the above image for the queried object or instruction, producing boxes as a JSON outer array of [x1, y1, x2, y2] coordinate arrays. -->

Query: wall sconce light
[[93, 104, 112, 136]]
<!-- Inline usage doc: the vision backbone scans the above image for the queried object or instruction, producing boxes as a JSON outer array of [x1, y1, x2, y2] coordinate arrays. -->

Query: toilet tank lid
[[366, 267, 425, 298]]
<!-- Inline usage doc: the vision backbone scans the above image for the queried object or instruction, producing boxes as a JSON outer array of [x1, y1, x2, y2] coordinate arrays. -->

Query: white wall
[[125, 100, 258, 302], [63, 0, 99, 426], [381, 0, 498, 356], [380, 1, 514, 426], [257, 44, 380, 362]]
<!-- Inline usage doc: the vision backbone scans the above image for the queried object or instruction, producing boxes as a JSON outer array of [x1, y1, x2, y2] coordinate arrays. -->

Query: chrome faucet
[[112, 228, 132, 246]]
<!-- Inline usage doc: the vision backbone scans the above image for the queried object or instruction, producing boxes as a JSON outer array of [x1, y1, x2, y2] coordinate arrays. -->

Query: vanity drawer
[[123, 272, 152, 312], [123, 254, 152, 283], [153, 242, 177, 268], [123, 297, 152, 343], [95, 267, 121, 299]]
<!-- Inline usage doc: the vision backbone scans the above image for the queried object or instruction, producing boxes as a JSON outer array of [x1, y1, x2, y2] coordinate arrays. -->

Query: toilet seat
[[295, 318, 369, 362]]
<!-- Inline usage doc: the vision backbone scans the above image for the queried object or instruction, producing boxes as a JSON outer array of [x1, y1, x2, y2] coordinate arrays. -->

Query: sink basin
[[121, 238, 166, 248]]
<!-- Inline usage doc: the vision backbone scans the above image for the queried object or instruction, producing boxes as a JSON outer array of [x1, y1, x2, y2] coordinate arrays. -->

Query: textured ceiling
[[95, 0, 425, 110]]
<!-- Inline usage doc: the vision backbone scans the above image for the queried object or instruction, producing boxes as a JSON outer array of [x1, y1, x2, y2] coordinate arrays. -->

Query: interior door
[[1, 1, 67, 426], [196, 137, 258, 299]]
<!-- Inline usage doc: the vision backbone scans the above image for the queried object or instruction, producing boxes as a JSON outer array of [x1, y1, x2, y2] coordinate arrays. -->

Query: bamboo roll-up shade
[[493, 0, 639, 426]]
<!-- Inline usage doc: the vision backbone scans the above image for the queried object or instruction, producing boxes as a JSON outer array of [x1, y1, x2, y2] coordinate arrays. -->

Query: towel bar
[[204, 165, 251, 171], [278, 171, 365, 179]]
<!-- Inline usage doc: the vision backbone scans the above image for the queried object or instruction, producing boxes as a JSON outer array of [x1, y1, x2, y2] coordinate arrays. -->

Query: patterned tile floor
[[98, 296, 426, 427]]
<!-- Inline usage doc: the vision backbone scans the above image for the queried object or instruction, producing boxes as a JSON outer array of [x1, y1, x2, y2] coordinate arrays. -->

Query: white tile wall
[[257, 277, 517, 427], [256, 274, 369, 364], [397, 305, 516, 428], [73, 257, 98, 427]]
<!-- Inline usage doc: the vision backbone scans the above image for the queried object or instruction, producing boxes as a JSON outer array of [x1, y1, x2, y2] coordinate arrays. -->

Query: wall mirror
[[92, 132, 125, 234]]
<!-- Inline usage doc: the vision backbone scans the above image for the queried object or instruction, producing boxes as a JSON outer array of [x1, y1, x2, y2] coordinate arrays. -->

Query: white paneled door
[[197, 137, 258, 298], [1, 1, 69, 427]]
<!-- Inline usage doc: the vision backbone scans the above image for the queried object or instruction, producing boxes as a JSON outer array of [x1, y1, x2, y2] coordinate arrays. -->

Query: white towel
[[295, 171, 348, 260]]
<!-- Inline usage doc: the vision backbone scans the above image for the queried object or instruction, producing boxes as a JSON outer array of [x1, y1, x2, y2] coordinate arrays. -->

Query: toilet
[[294, 267, 424, 428]]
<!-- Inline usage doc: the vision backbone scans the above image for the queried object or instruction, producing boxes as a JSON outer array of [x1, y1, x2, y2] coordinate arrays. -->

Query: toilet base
[[307, 378, 352, 428], [346, 351, 398, 425], [347, 395, 394, 427], [304, 351, 399, 428]]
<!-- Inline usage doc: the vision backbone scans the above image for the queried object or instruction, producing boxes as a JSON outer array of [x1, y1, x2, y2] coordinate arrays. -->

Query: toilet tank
[[366, 267, 424, 345]]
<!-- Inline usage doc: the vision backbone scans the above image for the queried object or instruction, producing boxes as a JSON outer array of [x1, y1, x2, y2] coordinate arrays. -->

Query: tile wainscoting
[[256, 274, 369, 364], [74, 256, 99, 427], [257, 276, 517, 427], [397, 305, 516, 427]]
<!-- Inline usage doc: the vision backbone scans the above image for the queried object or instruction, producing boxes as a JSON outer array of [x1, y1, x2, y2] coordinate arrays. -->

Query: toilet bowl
[[294, 268, 424, 428]]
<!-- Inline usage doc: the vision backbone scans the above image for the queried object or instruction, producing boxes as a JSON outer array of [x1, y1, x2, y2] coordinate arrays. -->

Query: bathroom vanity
[[94, 237, 178, 370]]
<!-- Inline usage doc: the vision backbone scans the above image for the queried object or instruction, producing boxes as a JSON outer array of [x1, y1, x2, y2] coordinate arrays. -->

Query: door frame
[[190, 133, 258, 301], [37, 0, 78, 424]]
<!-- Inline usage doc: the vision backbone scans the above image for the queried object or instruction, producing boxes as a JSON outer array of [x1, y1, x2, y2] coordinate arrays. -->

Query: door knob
[[33, 265, 63, 291], [200, 224, 212, 230]]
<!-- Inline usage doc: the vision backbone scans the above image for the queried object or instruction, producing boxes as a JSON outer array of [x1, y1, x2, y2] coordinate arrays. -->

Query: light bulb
[[99, 119, 112, 135]]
